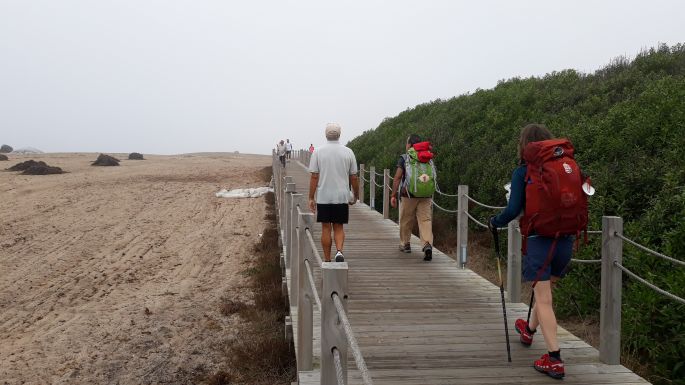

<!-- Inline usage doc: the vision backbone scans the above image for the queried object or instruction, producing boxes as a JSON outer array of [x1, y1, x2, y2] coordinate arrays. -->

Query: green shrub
[[348, 44, 685, 384]]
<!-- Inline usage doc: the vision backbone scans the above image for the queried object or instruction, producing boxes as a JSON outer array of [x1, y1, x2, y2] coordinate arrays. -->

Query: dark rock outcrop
[[92, 154, 120, 166]]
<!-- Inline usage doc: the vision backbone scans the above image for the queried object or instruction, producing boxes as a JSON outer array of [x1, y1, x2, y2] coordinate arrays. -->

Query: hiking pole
[[527, 290, 535, 325], [491, 223, 512, 363]]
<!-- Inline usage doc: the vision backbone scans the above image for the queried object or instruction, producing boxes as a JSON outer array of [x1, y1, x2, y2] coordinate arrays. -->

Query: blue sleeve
[[492, 166, 526, 228]]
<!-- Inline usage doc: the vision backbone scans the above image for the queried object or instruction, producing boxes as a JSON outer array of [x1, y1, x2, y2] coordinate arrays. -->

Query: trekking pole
[[491, 224, 512, 363], [526, 291, 535, 325]]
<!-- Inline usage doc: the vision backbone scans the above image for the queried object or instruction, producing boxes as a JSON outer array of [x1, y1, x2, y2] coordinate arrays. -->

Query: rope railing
[[332, 348, 346, 385], [614, 261, 685, 305], [305, 228, 324, 266], [360, 175, 370, 183], [304, 259, 322, 310], [466, 212, 488, 228], [466, 212, 505, 231], [432, 200, 459, 213], [465, 194, 506, 210], [615, 232, 685, 267], [332, 293, 374, 385], [571, 257, 602, 264], [434, 184, 459, 197], [372, 179, 384, 188]]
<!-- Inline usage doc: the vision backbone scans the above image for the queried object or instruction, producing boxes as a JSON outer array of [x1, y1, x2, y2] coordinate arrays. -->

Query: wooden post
[[297, 211, 315, 371], [456, 185, 469, 268], [285, 182, 296, 267], [290, 193, 303, 306], [321, 262, 349, 385], [600, 216, 623, 365], [282, 176, 293, 234], [370, 166, 376, 210], [359, 164, 365, 205], [383, 169, 390, 219], [507, 220, 522, 303]]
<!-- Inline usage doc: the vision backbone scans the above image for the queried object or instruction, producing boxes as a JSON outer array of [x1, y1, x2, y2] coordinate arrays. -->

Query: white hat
[[325, 123, 341, 139]]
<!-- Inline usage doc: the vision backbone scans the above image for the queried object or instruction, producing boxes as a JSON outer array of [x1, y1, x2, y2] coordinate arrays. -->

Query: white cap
[[325, 123, 341, 139]]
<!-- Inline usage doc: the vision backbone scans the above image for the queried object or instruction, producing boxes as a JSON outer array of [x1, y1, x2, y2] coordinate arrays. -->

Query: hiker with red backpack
[[390, 134, 436, 261], [489, 124, 589, 380]]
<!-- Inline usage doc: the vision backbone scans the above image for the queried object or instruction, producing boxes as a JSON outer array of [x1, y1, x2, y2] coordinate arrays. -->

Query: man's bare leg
[[321, 222, 332, 261], [332, 223, 345, 253]]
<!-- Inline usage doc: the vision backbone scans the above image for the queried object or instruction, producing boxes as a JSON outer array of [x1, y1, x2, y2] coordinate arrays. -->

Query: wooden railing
[[353, 161, 684, 367], [273, 152, 373, 385]]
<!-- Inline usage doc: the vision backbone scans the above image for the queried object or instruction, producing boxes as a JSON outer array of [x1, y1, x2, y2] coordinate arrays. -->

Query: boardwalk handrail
[[332, 293, 374, 385], [615, 232, 685, 267], [277, 153, 373, 384], [305, 228, 324, 266], [432, 200, 459, 213], [304, 258, 322, 310], [332, 347, 345, 385], [614, 261, 685, 305], [465, 193, 507, 209]]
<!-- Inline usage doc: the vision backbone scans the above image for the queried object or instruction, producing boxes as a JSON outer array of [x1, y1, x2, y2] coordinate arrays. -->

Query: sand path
[[0, 153, 271, 384]]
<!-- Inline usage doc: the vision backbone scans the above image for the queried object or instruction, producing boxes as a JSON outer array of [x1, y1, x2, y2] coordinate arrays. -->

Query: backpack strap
[[531, 234, 560, 289]]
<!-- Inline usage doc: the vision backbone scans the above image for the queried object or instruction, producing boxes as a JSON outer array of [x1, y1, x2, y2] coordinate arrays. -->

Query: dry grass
[[203, 169, 296, 385], [257, 166, 272, 184], [219, 299, 249, 317]]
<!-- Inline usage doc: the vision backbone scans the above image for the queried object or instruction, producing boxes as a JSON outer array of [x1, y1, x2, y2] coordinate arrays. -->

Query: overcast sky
[[1, 1, 683, 155]]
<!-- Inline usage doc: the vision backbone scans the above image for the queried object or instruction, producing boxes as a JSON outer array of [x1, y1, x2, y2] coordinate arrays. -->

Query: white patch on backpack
[[563, 163, 573, 174], [419, 174, 431, 182]]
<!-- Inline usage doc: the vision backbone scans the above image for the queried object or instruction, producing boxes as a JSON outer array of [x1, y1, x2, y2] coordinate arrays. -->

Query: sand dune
[[0, 153, 271, 384]]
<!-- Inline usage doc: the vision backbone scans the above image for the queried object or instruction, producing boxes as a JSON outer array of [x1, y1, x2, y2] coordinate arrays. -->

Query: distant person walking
[[309, 143, 315, 153], [489, 123, 589, 380], [286, 139, 293, 160], [308, 123, 359, 262], [390, 134, 436, 261], [277, 140, 287, 167]]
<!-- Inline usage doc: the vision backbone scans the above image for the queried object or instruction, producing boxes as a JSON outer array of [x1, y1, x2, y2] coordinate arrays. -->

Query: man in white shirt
[[286, 139, 293, 160], [277, 140, 287, 167], [308, 123, 359, 262]]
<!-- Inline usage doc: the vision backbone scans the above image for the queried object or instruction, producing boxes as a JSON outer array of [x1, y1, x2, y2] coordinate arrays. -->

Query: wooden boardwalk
[[282, 159, 649, 385]]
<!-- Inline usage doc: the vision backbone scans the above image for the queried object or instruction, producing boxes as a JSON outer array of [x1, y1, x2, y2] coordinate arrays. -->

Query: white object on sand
[[11, 147, 44, 154], [216, 187, 273, 198]]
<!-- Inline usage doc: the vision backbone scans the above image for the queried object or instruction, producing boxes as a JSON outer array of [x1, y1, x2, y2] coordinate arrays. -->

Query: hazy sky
[[1, 1, 684, 155]]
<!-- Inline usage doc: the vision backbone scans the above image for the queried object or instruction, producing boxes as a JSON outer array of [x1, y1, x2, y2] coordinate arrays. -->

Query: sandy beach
[[0, 153, 271, 384]]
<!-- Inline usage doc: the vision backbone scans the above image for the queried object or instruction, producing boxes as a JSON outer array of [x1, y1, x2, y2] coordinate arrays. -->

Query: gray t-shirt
[[277, 143, 287, 156], [308, 140, 358, 204]]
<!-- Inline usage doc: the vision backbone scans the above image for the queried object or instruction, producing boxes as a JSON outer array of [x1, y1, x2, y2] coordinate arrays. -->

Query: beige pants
[[399, 197, 433, 246]]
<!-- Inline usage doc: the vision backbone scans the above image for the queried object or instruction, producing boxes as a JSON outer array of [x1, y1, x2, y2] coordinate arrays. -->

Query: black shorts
[[316, 204, 349, 224]]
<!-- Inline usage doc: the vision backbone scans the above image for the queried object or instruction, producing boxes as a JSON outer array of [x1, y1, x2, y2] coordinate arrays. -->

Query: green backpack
[[402, 148, 436, 198]]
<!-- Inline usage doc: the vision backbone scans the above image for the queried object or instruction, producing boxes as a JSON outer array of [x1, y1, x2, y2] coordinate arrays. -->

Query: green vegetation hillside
[[348, 44, 685, 384]]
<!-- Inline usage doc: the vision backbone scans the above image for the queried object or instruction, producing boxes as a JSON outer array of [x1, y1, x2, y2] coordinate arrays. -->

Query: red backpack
[[412, 141, 434, 163], [520, 139, 588, 243]]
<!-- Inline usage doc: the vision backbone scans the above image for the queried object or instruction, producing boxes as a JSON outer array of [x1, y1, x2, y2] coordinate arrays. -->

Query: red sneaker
[[534, 353, 565, 379], [514, 318, 534, 346]]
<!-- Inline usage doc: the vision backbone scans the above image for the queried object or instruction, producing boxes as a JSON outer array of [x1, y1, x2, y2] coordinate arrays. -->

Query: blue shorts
[[523, 236, 574, 282]]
